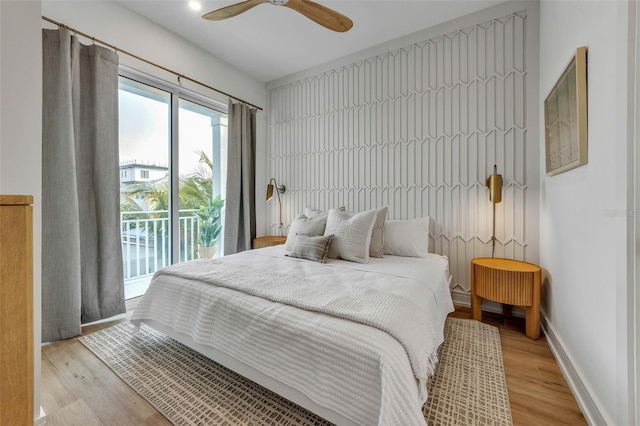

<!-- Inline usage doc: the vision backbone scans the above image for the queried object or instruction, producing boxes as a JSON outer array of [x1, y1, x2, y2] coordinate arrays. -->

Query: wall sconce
[[266, 178, 286, 236], [486, 164, 503, 257]]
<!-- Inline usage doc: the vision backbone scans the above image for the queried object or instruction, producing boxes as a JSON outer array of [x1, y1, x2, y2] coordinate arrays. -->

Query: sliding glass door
[[118, 74, 227, 299], [119, 77, 171, 299], [178, 99, 227, 263]]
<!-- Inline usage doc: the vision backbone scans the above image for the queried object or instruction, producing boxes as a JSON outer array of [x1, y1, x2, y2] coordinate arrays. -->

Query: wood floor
[[40, 305, 586, 426], [448, 308, 586, 425]]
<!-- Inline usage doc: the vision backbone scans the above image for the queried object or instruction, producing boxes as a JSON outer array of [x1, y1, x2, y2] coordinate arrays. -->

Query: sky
[[118, 87, 222, 177]]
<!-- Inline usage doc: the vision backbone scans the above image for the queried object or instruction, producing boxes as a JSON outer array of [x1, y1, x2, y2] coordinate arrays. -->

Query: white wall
[[0, 0, 44, 422], [32, 1, 636, 424], [539, 1, 632, 424], [41, 0, 270, 236], [266, 1, 540, 301], [41, 1, 265, 108], [0, 1, 265, 421]]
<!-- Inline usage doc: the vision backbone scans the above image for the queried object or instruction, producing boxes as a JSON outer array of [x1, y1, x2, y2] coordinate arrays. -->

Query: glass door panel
[[178, 98, 227, 260], [118, 76, 171, 299]]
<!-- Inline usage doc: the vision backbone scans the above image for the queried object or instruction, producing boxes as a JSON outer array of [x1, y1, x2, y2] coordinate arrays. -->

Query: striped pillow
[[285, 234, 334, 263]]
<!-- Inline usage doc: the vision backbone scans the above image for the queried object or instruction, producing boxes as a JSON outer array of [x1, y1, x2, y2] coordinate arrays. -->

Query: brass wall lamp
[[266, 178, 286, 236], [486, 165, 503, 257]]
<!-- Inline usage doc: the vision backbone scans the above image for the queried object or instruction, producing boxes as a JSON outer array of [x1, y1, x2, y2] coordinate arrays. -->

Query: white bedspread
[[131, 246, 453, 425]]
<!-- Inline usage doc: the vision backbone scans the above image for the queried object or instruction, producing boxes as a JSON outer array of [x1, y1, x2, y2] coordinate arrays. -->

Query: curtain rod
[[41, 15, 262, 111]]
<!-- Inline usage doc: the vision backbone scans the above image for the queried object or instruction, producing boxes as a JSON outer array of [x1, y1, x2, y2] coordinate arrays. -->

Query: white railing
[[120, 209, 199, 281]]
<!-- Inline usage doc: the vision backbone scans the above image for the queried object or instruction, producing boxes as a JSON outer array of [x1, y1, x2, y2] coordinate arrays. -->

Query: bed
[[131, 211, 454, 426]]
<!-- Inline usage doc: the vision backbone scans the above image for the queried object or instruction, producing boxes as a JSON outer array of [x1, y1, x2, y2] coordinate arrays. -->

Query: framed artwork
[[544, 46, 588, 176]]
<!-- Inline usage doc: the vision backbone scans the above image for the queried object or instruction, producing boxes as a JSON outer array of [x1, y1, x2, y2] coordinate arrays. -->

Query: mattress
[[131, 245, 453, 425]]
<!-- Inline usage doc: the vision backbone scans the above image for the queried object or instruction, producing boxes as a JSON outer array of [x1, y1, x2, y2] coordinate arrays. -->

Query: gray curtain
[[224, 100, 257, 254], [41, 29, 125, 342]]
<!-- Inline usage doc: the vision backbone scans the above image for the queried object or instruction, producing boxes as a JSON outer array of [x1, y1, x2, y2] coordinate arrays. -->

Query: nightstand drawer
[[472, 266, 535, 306]]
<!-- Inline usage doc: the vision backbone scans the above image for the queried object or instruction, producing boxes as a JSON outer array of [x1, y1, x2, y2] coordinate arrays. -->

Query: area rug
[[79, 318, 512, 426], [423, 318, 512, 426]]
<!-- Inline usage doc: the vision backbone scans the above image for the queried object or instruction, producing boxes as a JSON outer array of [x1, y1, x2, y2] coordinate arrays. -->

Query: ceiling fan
[[202, 0, 353, 33]]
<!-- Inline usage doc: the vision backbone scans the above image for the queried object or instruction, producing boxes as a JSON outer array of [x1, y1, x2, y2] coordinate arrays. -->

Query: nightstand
[[471, 257, 542, 339], [252, 236, 287, 249]]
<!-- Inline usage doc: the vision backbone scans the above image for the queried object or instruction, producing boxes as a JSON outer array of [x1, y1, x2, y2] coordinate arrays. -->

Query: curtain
[[41, 29, 125, 342], [224, 100, 257, 254]]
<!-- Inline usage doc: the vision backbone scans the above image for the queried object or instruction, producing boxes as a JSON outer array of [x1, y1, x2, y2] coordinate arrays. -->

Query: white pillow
[[324, 208, 377, 263], [369, 206, 388, 258], [285, 213, 329, 253], [383, 217, 431, 258]]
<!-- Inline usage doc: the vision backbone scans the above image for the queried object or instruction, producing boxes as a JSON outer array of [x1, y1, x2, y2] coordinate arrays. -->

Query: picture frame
[[544, 46, 588, 176]]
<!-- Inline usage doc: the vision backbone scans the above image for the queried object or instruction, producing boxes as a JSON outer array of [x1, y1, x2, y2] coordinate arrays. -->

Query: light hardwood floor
[[449, 307, 586, 425], [40, 305, 586, 425]]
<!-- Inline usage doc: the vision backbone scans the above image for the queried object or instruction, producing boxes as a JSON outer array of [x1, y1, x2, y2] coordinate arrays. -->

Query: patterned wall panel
[[268, 11, 529, 294]]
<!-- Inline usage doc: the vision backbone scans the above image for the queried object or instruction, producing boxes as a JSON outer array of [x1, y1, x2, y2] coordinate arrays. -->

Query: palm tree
[[120, 150, 224, 258], [179, 151, 213, 211], [180, 151, 225, 251], [124, 180, 169, 214], [123, 150, 215, 213]]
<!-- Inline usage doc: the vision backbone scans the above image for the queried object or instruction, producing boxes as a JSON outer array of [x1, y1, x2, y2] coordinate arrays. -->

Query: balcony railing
[[121, 209, 200, 282]]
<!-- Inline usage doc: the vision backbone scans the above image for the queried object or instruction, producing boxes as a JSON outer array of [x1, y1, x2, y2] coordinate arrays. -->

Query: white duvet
[[131, 246, 453, 426]]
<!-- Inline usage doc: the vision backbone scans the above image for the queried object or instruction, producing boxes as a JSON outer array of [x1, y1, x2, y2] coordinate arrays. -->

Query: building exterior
[[120, 160, 168, 184]]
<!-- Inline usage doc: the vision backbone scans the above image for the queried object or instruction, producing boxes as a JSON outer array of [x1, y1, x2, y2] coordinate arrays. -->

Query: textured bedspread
[[131, 247, 453, 425]]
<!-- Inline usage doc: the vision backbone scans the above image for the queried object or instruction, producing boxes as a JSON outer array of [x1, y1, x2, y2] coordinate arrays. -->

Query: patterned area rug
[[79, 318, 511, 426], [423, 318, 512, 426]]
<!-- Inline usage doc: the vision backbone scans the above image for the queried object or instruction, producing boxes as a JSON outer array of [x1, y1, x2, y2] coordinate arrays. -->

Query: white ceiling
[[117, 0, 504, 83]]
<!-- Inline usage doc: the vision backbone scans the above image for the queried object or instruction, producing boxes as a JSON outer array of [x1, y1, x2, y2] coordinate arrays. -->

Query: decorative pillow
[[324, 208, 377, 263], [383, 217, 431, 258], [369, 207, 388, 258], [285, 234, 334, 263], [285, 213, 329, 253]]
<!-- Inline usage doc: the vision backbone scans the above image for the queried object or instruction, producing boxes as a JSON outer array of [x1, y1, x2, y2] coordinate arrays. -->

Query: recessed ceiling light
[[188, 1, 202, 12]]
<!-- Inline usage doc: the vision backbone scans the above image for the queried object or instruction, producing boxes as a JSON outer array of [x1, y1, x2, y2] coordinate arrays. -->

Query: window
[[118, 73, 227, 299]]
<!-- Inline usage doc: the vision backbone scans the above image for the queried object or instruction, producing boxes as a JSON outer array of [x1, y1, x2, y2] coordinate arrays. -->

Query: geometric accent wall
[[268, 11, 529, 295]]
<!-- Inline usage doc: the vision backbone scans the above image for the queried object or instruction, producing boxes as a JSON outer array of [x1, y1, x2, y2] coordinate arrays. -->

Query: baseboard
[[452, 288, 610, 424], [34, 407, 46, 425], [451, 288, 471, 307], [540, 315, 610, 426]]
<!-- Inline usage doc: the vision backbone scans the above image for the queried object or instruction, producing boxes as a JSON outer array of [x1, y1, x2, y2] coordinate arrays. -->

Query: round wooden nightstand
[[471, 257, 542, 339]]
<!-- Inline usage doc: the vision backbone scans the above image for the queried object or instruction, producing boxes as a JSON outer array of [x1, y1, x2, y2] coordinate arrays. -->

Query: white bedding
[[131, 246, 453, 425]]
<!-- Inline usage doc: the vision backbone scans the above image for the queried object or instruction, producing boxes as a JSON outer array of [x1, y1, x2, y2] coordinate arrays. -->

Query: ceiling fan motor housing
[[269, 0, 288, 5]]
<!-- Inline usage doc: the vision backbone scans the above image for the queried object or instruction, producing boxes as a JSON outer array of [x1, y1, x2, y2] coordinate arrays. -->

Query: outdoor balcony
[[121, 209, 217, 299]]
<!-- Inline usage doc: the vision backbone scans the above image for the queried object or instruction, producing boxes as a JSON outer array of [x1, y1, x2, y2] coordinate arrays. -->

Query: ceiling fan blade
[[284, 0, 353, 32], [202, 0, 269, 21]]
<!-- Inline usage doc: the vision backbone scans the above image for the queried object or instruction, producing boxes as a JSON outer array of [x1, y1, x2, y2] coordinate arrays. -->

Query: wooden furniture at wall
[[252, 236, 287, 249], [471, 257, 541, 339], [0, 195, 34, 425]]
